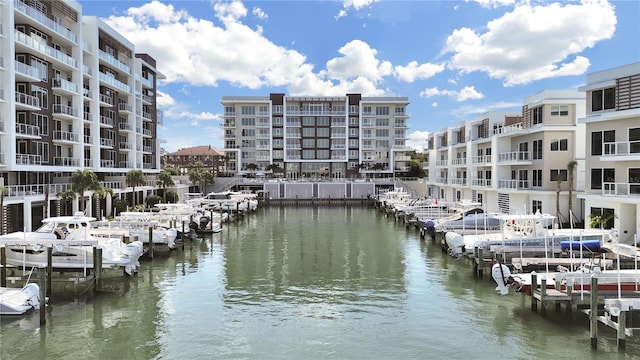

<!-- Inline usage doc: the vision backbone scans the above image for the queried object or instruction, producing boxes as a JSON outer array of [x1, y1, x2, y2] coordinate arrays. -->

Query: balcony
[[14, 1, 77, 43], [98, 49, 131, 74], [52, 78, 78, 95], [435, 177, 448, 184], [602, 182, 640, 196], [331, 120, 346, 127], [286, 120, 301, 127], [451, 158, 467, 166], [84, 112, 92, 121], [119, 142, 134, 150], [54, 157, 80, 167], [100, 116, 115, 127], [99, 93, 114, 106], [142, 128, 153, 137], [118, 103, 134, 113], [450, 178, 467, 185], [14, 30, 76, 69], [119, 122, 133, 132], [52, 104, 78, 119], [14, 60, 43, 81], [83, 65, 93, 76], [16, 153, 42, 165], [101, 160, 116, 167], [84, 135, 93, 144], [497, 151, 531, 164], [16, 123, 40, 138], [601, 141, 640, 161], [472, 155, 492, 165], [119, 161, 134, 168], [99, 72, 130, 93], [142, 111, 154, 122], [53, 130, 79, 143], [142, 94, 154, 104], [498, 179, 530, 190], [15, 91, 40, 110], [471, 179, 492, 188], [435, 159, 448, 167], [100, 138, 114, 147]]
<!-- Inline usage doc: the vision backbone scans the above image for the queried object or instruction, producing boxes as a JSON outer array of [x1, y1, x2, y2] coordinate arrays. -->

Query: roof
[[166, 145, 225, 156]]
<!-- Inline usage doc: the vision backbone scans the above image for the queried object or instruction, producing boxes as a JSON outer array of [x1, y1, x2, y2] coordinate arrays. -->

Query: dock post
[[210, 209, 214, 231], [590, 275, 598, 349], [93, 247, 99, 294], [617, 309, 626, 350], [531, 272, 538, 312], [477, 248, 484, 278], [181, 221, 186, 250], [1, 246, 6, 287], [148, 227, 154, 259], [566, 284, 573, 315], [38, 265, 46, 325], [540, 276, 547, 318], [46, 246, 53, 298]]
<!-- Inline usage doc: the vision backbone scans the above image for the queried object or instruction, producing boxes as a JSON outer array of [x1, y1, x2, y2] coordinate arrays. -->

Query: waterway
[[1, 207, 639, 359]]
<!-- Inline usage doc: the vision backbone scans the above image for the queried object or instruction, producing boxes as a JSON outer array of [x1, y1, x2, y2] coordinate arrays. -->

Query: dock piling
[[38, 265, 46, 325], [148, 227, 154, 259], [47, 246, 52, 297], [1, 246, 6, 287], [590, 275, 599, 349], [531, 272, 538, 312]]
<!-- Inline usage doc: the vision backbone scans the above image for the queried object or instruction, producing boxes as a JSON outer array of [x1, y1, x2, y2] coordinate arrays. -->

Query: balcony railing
[[100, 116, 115, 126], [100, 93, 113, 105], [16, 153, 42, 165], [602, 182, 640, 196], [52, 78, 78, 93], [14, 60, 42, 79], [14, 30, 76, 68], [498, 179, 530, 189], [118, 103, 133, 113], [54, 157, 80, 167], [16, 123, 40, 136], [472, 155, 492, 164], [14, 0, 78, 43], [450, 178, 467, 185], [451, 158, 467, 166], [53, 130, 79, 142], [497, 151, 530, 163], [101, 160, 115, 167], [15, 91, 40, 108], [435, 159, 448, 167], [471, 179, 492, 187], [603, 141, 640, 157], [100, 138, 114, 147], [99, 72, 130, 93], [53, 104, 78, 117], [98, 49, 131, 74]]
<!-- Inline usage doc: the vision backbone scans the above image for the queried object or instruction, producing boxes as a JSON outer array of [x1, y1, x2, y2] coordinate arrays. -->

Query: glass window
[[550, 169, 567, 182], [550, 139, 568, 151]]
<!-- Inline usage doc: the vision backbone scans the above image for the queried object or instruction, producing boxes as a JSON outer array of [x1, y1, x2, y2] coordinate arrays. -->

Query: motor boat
[[0, 212, 144, 275], [0, 283, 43, 316]]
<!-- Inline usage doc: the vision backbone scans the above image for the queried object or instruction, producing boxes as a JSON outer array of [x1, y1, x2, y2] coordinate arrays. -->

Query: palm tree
[[126, 169, 147, 208], [0, 186, 6, 234], [567, 160, 578, 219], [57, 189, 76, 216], [188, 166, 213, 194], [93, 186, 114, 219], [71, 169, 100, 213], [156, 169, 175, 202], [555, 173, 565, 226]]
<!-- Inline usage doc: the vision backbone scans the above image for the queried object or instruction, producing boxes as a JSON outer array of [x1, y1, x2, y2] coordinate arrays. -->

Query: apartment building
[[425, 90, 586, 223], [578, 62, 640, 243], [163, 145, 225, 176], [0, 0, 163, 231], [220, 93, 411, 179]]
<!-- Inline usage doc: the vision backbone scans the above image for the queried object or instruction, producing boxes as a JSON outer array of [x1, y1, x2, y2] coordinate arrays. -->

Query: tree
[[589, 213, 617, 229], [567, 160, 578, 220], [156, 169, 175, 202], [93, 186, 114, 219], [245, 163, 258, 177], [406, 160, 426, 178], [146, 195, 162, 208], [126, 169, 147, 208], [188, 165, 214, 193], [71, 169, 100, 213], [57, 189, 76, 216]]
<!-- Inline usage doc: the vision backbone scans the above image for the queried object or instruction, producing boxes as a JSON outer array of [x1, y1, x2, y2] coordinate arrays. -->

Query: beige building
[[425, 89, 586, 223], [578, 62, 640, 244]]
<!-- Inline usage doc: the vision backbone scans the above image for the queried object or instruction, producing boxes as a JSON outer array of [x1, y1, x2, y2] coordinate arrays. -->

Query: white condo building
[[0, 0, 164, 231], [578, 62, 640, 244], [221, 93, 411, 179], [425, 90, 587, 223]]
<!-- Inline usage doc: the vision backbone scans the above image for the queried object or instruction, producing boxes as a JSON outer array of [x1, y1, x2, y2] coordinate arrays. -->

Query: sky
[[81, 0, 640, 153]]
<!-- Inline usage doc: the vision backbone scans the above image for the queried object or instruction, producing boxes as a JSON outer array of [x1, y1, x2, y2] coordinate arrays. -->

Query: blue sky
[[81, 0, 640, 153]]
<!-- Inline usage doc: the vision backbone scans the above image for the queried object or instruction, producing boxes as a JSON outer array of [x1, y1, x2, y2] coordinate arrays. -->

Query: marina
[[1, 205, 639, 359]]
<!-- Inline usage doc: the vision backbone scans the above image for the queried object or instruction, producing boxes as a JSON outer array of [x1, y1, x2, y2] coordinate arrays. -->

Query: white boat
[[0, 212, 144, 275], [94, 211, 179, 249], [0, 283, 42, 316], [193, 191, 258, 212]]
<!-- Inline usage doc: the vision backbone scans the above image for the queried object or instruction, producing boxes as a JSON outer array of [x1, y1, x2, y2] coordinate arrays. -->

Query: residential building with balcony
[[0, 0, 165, 232], [220, 93, 411, 179], [578, 62, 640, 243], [425, 89, 586, 222]]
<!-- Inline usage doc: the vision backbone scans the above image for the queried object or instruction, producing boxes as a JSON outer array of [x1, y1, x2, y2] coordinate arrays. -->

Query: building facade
[[578, 62, 640, 244], [163, 145, 225, 176], [220, 94, 411, 179], [0, 0, 164, 231], [425, 90, 587, 223]]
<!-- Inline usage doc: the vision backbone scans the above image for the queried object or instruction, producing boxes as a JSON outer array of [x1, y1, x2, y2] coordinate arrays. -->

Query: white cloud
[[431, 102, 438, 108], [252, 7, 268, 20], [419, 86, 484, 102], [445, 0, 616, 86], [406, 130, 430, 152], [469, 0, 517, 9], [394, 61, 445, 83], [325, 40, 393, 82], [336, 0, 379, 18]]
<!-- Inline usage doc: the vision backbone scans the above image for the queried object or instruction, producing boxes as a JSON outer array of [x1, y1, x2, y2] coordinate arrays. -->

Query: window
[[590, 207, 615, 229], [302, 117, 315, 126], [591, 87, 616, 111], [376, 129, 389, 137], [302, 139, 315, 148], [376, 118, 389, 127], [532, 169, 542, 187], [316, 117, 330, 126], [630, 168, 640, 195], [302, 150, 315, 159], [532, 106, 543, 125], [550, 169, 568, 182], [591, 130, 615, 156], [317, 139, 329, 148], [533, 139, 543, 160], [349, 128, 359, 137], [550, 139, 568, 151], [375, 107, 389, 116], [550, 105, 569, 116], [376, 140, 389, 148], [302, 128, 315, 137], [241, 106, 255, 115], [363, 106, 372, 114], [317, 150, 330, 159], [532, 200, 542, 214], [241, 128, 255, 137], [630, 128, 640, 154], [241, 118, 255, 126]]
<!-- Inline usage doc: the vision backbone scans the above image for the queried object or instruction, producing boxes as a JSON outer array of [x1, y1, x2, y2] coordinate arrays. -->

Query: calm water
[[1, 207, 639, 359]]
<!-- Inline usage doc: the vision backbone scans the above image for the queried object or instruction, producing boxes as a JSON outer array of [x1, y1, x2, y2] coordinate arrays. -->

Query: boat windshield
[[36, 222, 56, 233]]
